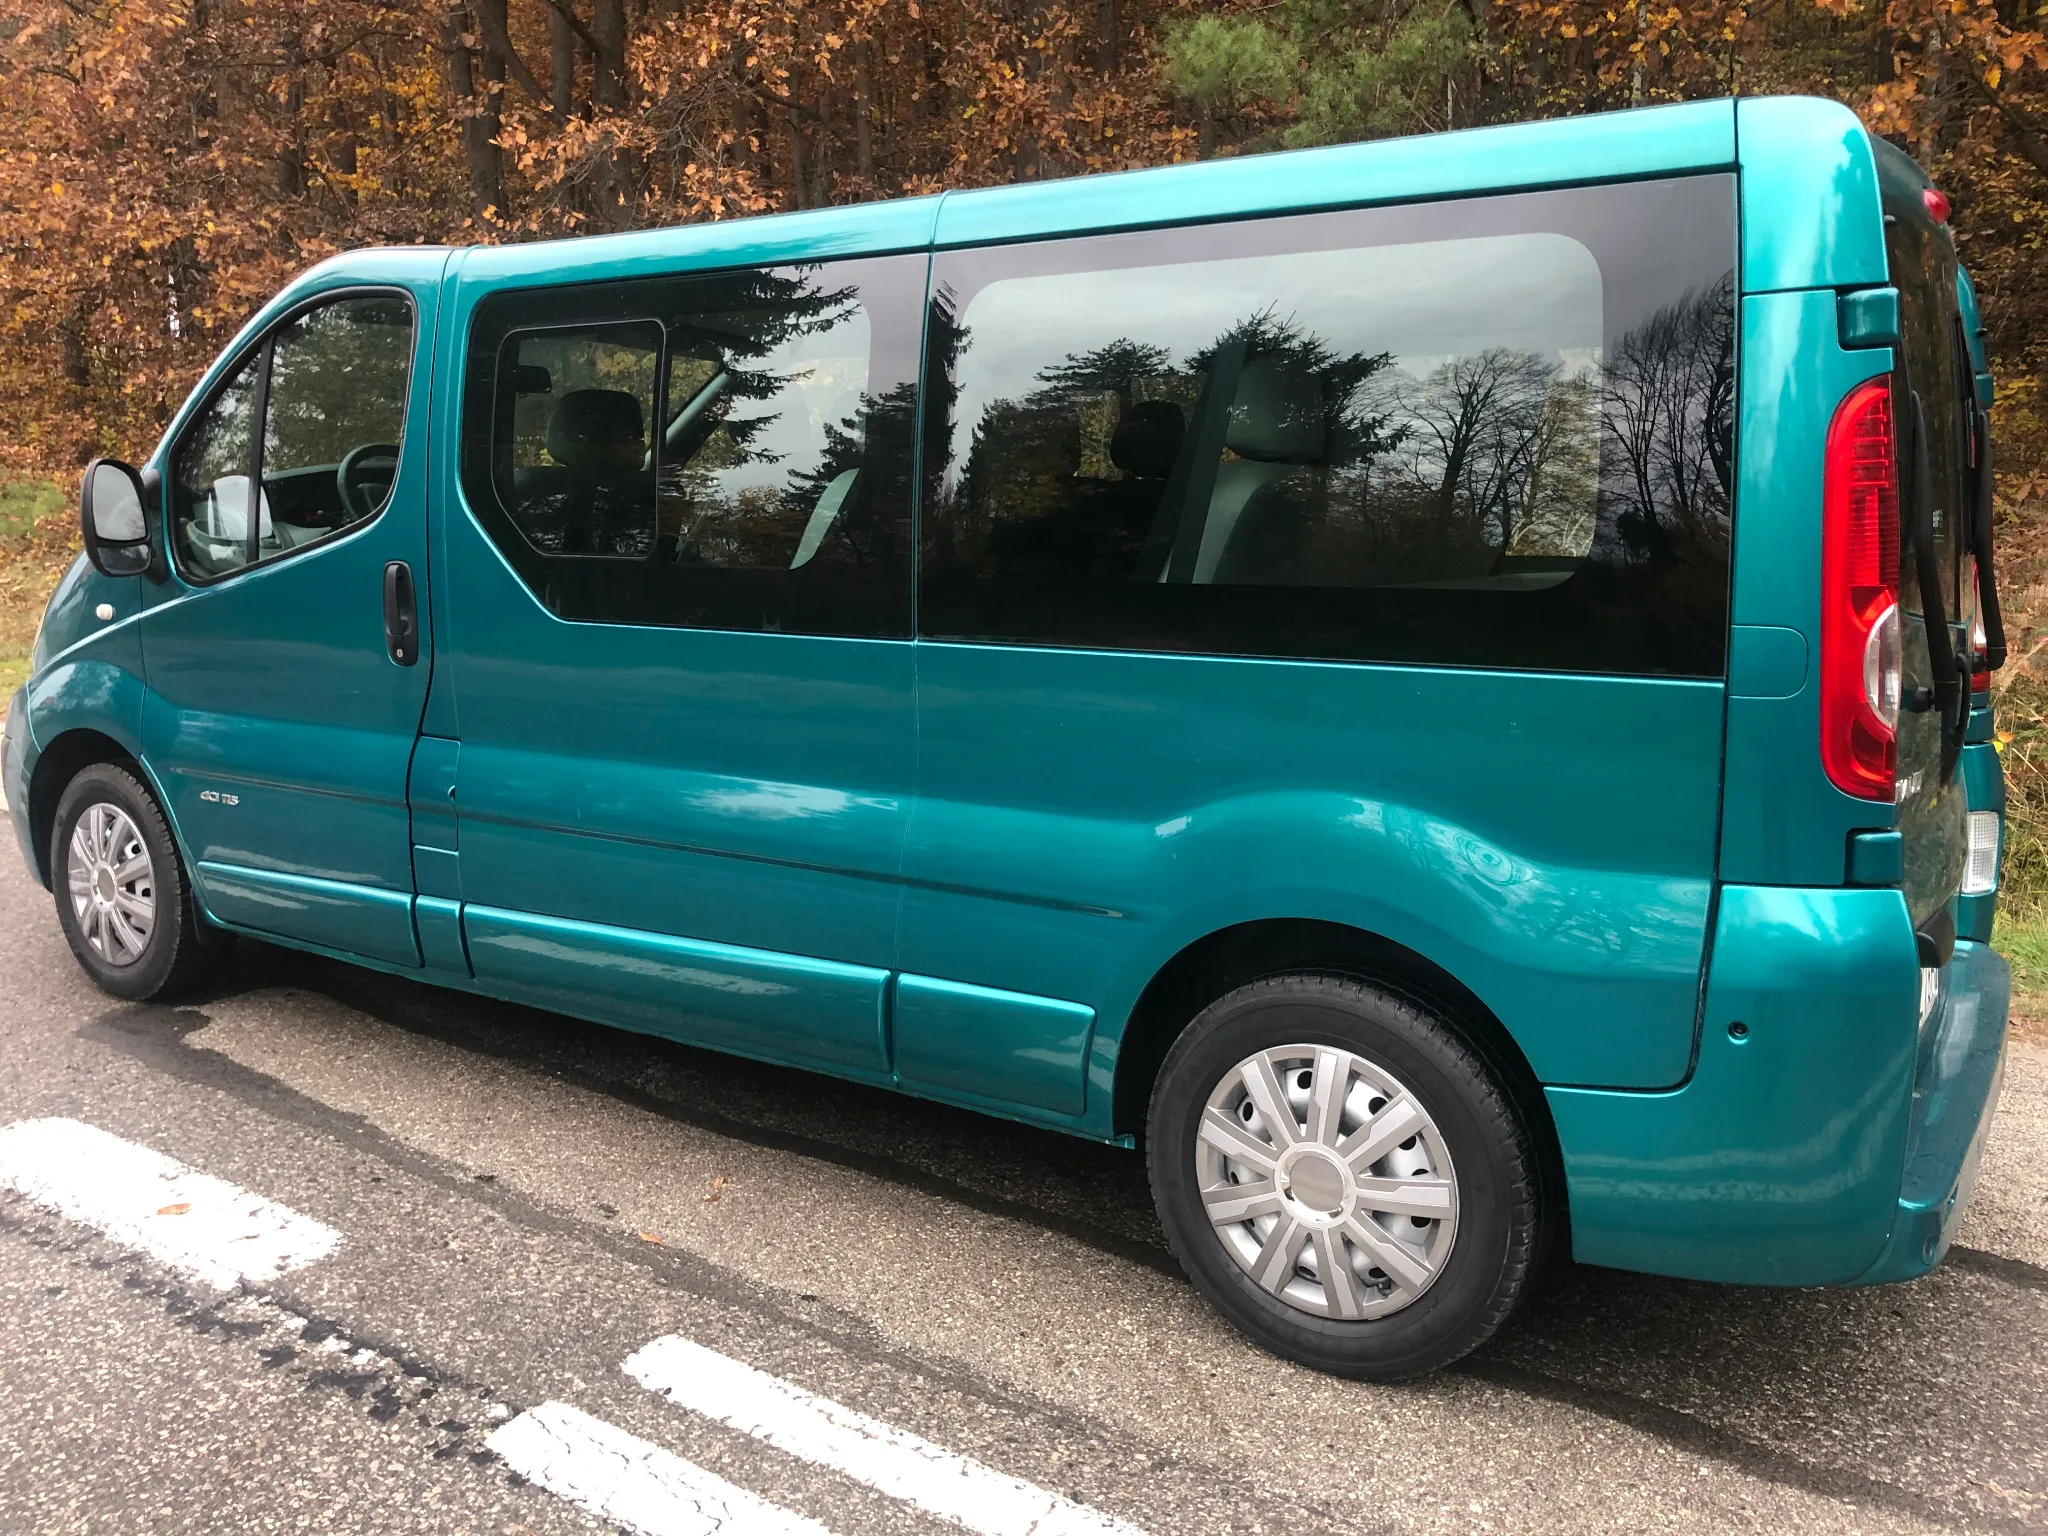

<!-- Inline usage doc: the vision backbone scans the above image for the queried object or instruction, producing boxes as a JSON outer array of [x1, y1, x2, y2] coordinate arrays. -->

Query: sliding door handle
[[383, 560, 419, 666]]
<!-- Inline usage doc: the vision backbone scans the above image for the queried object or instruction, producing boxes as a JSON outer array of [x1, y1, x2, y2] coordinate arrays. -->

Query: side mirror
[[80, 458, 153, 578]]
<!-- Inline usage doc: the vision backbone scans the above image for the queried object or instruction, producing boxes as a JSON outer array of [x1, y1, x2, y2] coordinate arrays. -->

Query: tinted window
[[495, 321, 661, 557], [1885, 214, 1966, 618], [920, 176, 1737, 676], [460, 256, 922, 637], [171, 292, 416, 581], [171, 352, 262, 578]]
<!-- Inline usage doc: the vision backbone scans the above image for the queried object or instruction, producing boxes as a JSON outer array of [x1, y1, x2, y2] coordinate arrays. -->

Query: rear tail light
[[1821, 377, 1902, 801], [1962, 810, 2000, 895]]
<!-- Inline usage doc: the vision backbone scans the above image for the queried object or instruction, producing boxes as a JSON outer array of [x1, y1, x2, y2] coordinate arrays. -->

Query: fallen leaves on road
[[156, 1203, 191, 1216], [705, 1176, 726, 1203], [636, 1231, 666, 1247]]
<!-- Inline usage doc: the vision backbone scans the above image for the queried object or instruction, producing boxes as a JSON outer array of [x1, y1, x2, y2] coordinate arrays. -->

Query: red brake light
[[1923, 187, 1951, 224], [1821, 377, 1902, 801]]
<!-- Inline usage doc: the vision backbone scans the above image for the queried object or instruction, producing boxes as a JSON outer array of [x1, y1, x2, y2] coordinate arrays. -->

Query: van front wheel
[[1147, 973, 1538, 1381], [51, 763, 230, 1002]]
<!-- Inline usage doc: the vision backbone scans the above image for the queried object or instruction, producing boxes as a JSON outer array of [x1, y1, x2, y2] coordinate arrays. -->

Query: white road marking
[[0, 1116, 339, 1289], [487, 1400, 835, 1536], [624, 1334, 1148, 1536]]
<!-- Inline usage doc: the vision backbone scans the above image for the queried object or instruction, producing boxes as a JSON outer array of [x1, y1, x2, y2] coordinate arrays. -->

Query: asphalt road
[[2, 842, 2046, 1535]]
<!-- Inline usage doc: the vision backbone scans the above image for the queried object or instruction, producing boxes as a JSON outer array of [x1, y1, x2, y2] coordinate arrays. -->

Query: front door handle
[[383, 560, 418, 666]]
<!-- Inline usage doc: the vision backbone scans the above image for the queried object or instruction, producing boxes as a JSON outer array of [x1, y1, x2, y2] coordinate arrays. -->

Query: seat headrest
[[1225, 358, 1324, 463], [1109, 400, 1185, 480], [547, 389, 645, 471]]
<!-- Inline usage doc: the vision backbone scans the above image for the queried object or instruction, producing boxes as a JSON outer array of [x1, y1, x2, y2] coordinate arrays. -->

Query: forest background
[[4, 0, 2048, 997]]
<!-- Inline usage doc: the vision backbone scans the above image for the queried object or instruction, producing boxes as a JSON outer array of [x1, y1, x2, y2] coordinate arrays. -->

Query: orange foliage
[[0, 0, 2044, 483]]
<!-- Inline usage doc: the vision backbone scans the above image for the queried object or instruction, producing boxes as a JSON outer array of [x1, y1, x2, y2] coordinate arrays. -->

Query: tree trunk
[[376, 38, 406, 197], [592, 0, 629, 109], [550, 1, 578, 119], [1097, 0, 1119, 74], [276, 29, 308, 198], [853, 43, 875, 187], [443, 5, 504, 221], [783, 101, 808, 209], [330, 97, 359, 215], [812, 84, 835, 205], [730, 61, 759, 180]]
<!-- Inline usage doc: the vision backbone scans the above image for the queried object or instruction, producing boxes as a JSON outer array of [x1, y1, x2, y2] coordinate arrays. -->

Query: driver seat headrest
[[1110, 400, 1186, 480], [547, 389, 646, 471]]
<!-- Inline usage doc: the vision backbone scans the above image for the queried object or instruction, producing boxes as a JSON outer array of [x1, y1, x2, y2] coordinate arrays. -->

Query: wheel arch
[[25, 728, 149, 888], [1110, 917, 1567, 1231]]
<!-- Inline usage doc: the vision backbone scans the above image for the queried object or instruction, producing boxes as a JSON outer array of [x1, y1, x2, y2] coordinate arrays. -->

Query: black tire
[[1147, 973, 1538, 1381], [50, 762, 231, 1002]]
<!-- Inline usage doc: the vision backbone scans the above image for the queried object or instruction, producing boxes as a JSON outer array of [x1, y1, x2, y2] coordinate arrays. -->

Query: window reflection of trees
[[263, 298, 413, 473], [655, 267, 869, 570], [1596, 273, 1736, 566], [944, 266, 1733, 593]]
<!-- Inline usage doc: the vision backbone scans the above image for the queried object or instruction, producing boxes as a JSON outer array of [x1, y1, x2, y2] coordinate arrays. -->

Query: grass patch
[[0, 476, 64, 539], [1993, 909, 2048, 1032], [0, 476, 77, 704]]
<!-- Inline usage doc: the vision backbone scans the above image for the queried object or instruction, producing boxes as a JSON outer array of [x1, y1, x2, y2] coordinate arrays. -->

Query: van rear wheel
[[1147, 973, 1538, 1380], [51, 763, 230, 1002]]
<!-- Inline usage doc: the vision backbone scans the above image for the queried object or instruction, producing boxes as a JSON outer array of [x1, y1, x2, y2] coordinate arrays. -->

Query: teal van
[[6, 94, 2012, 1380]]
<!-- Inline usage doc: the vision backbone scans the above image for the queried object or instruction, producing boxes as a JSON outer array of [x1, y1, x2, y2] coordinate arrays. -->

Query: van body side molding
[[892, 974, 1097, 1119], [460, 904, 891, 1076], [195, 861, 422, 969]]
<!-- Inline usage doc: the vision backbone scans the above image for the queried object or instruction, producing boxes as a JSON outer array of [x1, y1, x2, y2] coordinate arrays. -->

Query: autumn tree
[[0, 0, 2043, 495]]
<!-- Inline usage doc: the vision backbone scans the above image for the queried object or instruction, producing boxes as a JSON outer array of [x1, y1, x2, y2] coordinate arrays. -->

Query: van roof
[[441, 98, 1741, 290], [284, 95, 1888, 338]]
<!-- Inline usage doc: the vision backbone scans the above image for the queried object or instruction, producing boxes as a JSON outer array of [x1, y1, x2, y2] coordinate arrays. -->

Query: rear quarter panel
[[901, 647, 1726, 1099]]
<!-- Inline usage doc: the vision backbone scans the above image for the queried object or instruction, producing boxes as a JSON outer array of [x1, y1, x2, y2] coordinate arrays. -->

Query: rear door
[[140, 265, 440, 966], [1877, 152, 1972, 927]]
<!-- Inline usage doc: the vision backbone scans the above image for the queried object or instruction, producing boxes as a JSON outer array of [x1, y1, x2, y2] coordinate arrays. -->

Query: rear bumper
[[1548, 886, 2006, 1287], [1852, 938, 2009, 1283]]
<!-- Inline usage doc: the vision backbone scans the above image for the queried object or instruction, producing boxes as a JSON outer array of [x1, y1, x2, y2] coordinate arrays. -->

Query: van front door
[[435, 252, 924, 1070], [140, 270, 440, 967]]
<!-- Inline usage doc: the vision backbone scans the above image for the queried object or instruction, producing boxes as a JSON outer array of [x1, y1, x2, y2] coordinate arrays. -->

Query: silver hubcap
[[1197, 1044, 1458, 1320], [65, 803, 156, 967]]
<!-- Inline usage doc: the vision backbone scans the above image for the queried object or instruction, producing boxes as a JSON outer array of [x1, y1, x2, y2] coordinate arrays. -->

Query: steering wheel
[[337, 442, 403, 521]]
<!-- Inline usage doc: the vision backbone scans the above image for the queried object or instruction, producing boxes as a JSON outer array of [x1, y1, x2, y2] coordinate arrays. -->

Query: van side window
[[920, 176, 1737, 676], [171, 292, 416, 582], [494, 322, 661, 557], [171, 352, 262, 578], [460, 255, 921, 637]]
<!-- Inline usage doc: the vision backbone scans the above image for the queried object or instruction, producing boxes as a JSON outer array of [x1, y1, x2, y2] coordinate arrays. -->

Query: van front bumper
[[1547, 886, 2008, 1287], [3, 686, 35, 882]]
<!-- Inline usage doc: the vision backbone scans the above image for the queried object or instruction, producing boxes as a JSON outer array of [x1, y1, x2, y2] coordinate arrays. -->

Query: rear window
[[1885, 212, 1969, 619], [920, 175, 1738, 676]]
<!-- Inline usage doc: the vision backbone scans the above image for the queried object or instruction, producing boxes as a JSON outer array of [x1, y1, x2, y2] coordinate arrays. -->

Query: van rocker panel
[[1547, 885, 1924, 1285], [461, 904, 891, 1075], [195, 861, 423, 969], [893, 974, 1096, 1118]]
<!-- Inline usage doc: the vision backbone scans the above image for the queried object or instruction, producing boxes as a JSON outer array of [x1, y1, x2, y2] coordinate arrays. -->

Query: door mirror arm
[[138, 463, 168, 583]]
